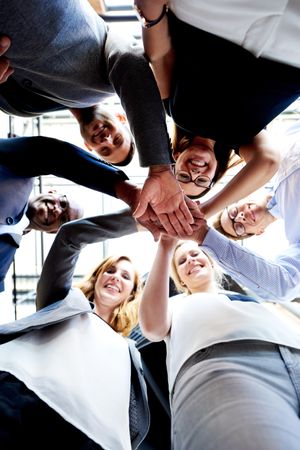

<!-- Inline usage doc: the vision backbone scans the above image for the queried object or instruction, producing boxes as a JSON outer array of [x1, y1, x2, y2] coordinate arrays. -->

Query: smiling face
[[220, 193, 274, 238], [173, 136, 217, 197], [27, 191, 83, 233], [81, 114, 132, 165], [94, 258, 136, 317], [173, 241, 216, 294]]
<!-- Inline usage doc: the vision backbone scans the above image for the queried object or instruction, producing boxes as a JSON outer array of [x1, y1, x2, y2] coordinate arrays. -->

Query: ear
[[115, 112, 127, 124], [172, 151, 180, 161], [255, 228, 265, 236]]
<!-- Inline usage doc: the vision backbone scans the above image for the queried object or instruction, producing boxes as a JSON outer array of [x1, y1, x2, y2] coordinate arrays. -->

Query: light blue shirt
[[203, 120, 300, 302]]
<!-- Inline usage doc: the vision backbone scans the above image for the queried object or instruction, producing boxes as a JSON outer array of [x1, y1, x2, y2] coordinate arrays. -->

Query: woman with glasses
[[172, 128, 279, 220], [133, 0, 300, 218], [139, 235, 300, 449]]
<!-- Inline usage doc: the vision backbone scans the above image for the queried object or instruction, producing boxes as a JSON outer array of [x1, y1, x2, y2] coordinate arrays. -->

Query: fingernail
[[0, 36, 10, 48]]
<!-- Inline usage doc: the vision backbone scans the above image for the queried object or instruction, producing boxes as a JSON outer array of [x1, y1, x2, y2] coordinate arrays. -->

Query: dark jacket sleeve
[[36, 208, 138, 310], [0, 136, 128, 197], [104, 30, 173, 167]]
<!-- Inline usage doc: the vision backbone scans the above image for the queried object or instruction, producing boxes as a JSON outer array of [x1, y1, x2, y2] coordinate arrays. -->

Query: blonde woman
[[0, 210, 149, 450], [139, 236, 300, 450]]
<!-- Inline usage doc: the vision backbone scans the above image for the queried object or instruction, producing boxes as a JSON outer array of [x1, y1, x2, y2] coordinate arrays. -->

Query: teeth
[[189, 265, 204, 274], [105, 284, 120, 292], [191, 159, 206, 167]]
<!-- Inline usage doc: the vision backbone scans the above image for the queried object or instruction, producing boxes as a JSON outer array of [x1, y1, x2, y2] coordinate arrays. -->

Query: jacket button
[[6, 217, 14, 225]]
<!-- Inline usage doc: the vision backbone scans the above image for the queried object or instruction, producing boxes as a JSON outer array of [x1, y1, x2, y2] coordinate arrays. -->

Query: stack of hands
[[0, 35, 209, 244]]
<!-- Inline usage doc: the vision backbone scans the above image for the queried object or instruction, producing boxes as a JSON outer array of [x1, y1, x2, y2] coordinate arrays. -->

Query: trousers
[[172, 340, 300, 450], [0, 371, 103, 450]]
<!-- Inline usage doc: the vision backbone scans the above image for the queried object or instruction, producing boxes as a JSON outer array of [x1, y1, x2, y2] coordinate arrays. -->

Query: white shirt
[[0, 313, 132, 450], [165, 292, 300, 391], [203, 121, 300, 302], [169, 0, 300, 68]]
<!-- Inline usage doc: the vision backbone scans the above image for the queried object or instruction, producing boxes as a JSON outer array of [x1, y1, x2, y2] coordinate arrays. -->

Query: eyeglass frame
[[226, 205, 254, 238], [175, 170, 213, 188]]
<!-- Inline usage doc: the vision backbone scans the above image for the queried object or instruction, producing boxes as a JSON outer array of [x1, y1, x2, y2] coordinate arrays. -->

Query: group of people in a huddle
[[0, 1, 300, 449]]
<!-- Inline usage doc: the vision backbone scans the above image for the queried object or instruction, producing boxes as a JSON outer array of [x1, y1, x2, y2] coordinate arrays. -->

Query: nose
[[236, 211, 246, 222], [110, 273, 120, 282], [103, 134, 113, 145], [190, 167, 202, 174]]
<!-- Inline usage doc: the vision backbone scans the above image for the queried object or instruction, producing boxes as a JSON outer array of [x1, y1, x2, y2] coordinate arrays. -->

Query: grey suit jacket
[[0, 0, 172, 168], [0, 209, 150, 448]]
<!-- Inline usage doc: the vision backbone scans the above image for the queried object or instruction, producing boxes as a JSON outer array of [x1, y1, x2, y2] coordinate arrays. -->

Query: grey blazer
[[0, 209, 150, 449], [0, 0, 172, 168]]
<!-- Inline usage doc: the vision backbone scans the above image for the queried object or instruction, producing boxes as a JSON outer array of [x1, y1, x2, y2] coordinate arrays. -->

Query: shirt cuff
[[201, 227, 230, 260]]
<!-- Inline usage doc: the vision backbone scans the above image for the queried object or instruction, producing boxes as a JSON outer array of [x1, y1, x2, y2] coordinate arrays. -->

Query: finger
[[157, 213, 178, 237], [174, 208, 186, 224], [179, 201, 194, 224], [0, 65, 14, 84], [0, 36, 11, 55], [144, 222, 161, 242], [159, 212, 193, 237], [184, 197, 204, 219], [148, 206, 158, 222], [132, 199, 148, 219], [170, 209, 193, 235]]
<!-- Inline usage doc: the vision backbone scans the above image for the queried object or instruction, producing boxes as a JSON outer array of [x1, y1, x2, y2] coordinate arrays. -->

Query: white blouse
[[165, 292, 300, 391], [0, 313, 132, 450], [169, 0, 300, 68]]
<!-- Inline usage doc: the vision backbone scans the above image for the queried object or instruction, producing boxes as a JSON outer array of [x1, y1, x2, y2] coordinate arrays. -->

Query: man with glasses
[[187, 119, 300, 302]]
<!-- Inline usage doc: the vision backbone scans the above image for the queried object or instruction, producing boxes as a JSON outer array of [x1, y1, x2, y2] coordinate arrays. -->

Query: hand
[[0, 36, 13, 83], [187, 218, 210, 244], [114, 179, 163, 241], [135, 205, 164, 241], [133, 166, 195, 237]]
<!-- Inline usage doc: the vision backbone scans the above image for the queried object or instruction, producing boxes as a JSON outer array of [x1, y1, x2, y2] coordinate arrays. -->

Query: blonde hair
[[170, 241, 223, 294], [75, 255, 141, 336], [172, 124, 241, 198]]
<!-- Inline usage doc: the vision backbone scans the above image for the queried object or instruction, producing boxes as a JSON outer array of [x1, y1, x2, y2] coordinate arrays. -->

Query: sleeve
[[104, 30, 173, 167], [36, 208, 138, 310], [0, 136, 128, 197], [202, 228, 300, 302]]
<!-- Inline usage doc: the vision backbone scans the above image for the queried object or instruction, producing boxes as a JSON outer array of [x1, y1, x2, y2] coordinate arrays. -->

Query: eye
[[106, 266, 116, 274], [195, 176, 211, 187], [191, 251, 199, 257], [122, 272, 131, 280], [114, 134, 123, 147], [59, 196, 68, 210], [176, 172, 190, 183], [178, 257, 186, 265], [234, 222, 246, 236], [229, 206, 238, 220]]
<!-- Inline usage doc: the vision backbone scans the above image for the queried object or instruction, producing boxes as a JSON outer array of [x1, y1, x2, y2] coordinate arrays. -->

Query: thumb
[[132, 197, 148, 219]]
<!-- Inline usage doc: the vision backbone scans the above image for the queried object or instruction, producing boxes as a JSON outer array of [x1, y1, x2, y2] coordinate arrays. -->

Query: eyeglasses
[[226, 205, 252, 237], [175, 171, 212, 188]]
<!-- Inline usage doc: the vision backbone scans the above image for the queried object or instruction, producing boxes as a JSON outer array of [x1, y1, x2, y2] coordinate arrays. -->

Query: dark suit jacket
[[0, 136, 128, 292]]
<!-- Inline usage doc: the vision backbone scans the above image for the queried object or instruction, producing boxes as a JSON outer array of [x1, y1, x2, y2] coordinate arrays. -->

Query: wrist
[[115, 180, 139, 207], [149, 164, 173, 175], [134, 3, 168, 28], [195, 223, 209, 245]]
